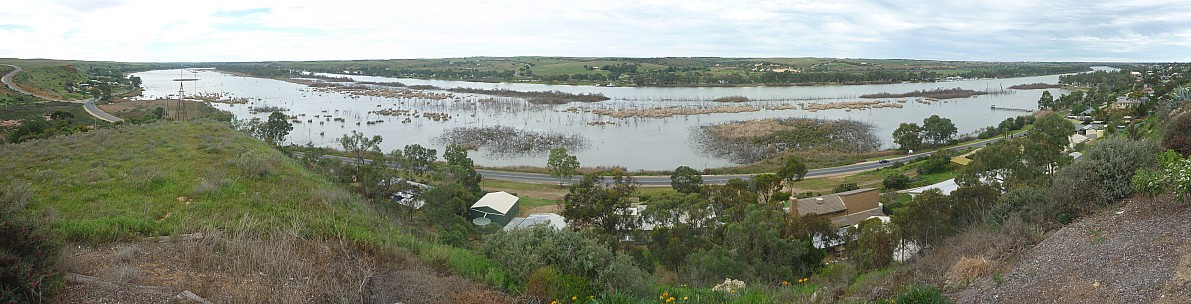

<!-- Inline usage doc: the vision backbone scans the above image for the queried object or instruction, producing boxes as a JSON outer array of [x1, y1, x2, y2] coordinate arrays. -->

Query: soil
[[952, 196, 1191, 303], [52, 238, 514, 303]]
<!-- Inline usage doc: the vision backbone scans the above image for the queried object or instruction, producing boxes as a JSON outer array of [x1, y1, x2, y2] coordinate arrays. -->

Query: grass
[[0, 119, 519, 296]]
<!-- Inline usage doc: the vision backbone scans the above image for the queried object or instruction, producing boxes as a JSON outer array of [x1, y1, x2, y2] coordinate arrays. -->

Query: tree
[[922, 115, 957, 145], [339, 131, 383, 199], [1037, 90, 1054, 110], [893, 123, 923, 150], [752, 173, 783, 203], [1024, 113, 1075, 178], [443, 144, 483, 192], [547, 148, 580, 186], [892, 189, 952, 246], [670, 165, 703, 194], [776, 157, 808, 185], [957, 139, 1027, 192], [849, 218, 896, 271], [562, 171, 639, 253], [402, 144, 437, 178], [261, 111, 293, 145], [949, 185, 1000, 227]]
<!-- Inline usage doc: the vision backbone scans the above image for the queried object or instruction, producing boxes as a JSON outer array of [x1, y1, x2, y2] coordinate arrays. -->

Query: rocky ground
[[954, 196, 1191, 303]]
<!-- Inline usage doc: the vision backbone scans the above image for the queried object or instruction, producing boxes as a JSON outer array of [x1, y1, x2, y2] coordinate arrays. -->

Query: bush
[[228, 150, 276, 179], [525, 266, 596, 303], [883, 174, 911, 190], [1, 182, 63, 303], [833, 183, 860, 193], [895, 285, 949, 304], [1052, 138, 1157, 215], [597, 255, 652, 297], [481, 226, 612, 284], [1164, 113, 1191, 157]]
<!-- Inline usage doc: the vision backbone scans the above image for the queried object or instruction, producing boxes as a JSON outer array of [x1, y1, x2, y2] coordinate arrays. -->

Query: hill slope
[[954, 196, 1190, 303], [0, 121, 512, 303]]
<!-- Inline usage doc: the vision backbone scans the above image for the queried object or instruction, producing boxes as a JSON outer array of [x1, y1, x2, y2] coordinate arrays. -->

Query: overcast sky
[[2, 0, 1188, 62]]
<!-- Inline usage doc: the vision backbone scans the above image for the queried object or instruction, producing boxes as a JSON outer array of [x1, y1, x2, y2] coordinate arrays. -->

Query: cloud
[[0, 0, 1187, 62]]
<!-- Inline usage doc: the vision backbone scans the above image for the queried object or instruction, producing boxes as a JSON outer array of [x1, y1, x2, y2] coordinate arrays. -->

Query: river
[[132, 69, 1087, 170]]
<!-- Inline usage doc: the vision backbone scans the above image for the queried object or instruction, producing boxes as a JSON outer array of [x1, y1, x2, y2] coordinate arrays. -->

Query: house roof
[[471, 191, 519, 215], [1070, 134, 1089, 143], [504, 213, 566, 231], [795, 195, 847, 216], [906, 178, 960, 196], [829, 208, 888, 227]]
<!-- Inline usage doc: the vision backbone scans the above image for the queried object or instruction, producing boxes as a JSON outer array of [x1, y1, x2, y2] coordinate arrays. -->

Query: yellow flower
[[683, 296, 689, 301], [572, 296, 577, 301], [783, 281, 789, 285], [667, 297, 676, 303], [551, 301, 558, 304]]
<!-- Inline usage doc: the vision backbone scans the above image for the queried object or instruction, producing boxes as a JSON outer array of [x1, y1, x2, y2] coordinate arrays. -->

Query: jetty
[[990, 104, 1034, 113]]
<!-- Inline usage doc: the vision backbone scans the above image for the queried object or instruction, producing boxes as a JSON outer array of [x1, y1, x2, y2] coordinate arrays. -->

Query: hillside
[[0, 121, 512, 303], [953, 196, 1190, 303]]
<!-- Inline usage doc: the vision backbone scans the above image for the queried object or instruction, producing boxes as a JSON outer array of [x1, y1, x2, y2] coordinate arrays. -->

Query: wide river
[[132, 69, 1088, 170]]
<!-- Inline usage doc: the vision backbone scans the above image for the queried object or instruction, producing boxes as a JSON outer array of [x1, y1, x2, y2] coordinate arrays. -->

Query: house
[[1069, 133, 1089, 149], [906, 178, 960, 196], [789, 188, 885, 227], [1115, 96, 1140, 110], [390, 178, 432, 209], [504, 213, 566, 231], [469, 191, 520, 228]]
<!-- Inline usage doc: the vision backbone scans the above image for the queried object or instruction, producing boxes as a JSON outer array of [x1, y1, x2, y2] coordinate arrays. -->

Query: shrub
[[944, 256, 990, 287], [525, 266, 595, 303], [1164, 113, 1191, 157], [481, 226, 612, 284], [833, 183, 860, 193], [895, 285, 949, 304], [883, 174, 911, 190], [1052, 138, 1157, 215], [1, 182, 63, 303], [597, 255, 652, 297], [228, 150, 276, 179]]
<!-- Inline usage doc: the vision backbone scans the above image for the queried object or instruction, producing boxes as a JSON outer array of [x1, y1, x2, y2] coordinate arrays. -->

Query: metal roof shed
[[469, 191, 520, 228]]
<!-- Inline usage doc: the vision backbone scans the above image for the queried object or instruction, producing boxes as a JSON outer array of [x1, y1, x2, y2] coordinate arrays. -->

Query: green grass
[[0, 119, 518, 292], [480, 179, 560, 193], [518, 197, 558, 208]]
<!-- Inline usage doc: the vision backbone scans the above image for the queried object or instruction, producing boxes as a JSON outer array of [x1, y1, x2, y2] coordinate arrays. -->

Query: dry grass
[[945, 256, 991, 287]]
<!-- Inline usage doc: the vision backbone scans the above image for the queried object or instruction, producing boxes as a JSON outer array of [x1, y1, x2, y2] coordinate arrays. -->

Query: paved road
[[3, 63, 124, 123], [83, 98, 123, 123], [1, 64, 38, 97], [314, 132, 1020, 186], [480, 133, 1014, 186]]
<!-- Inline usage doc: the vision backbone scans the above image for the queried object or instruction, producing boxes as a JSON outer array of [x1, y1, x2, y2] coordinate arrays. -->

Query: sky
[[1, 0, 1189, 62]]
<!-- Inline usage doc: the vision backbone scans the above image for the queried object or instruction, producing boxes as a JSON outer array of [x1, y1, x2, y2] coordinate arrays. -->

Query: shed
[[469, 191, 520, 228]]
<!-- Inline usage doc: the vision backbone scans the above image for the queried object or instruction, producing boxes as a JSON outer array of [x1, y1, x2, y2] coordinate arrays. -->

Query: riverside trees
[[892, 115, 957, 150]]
